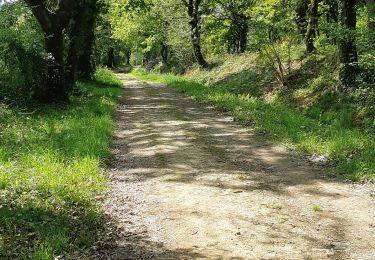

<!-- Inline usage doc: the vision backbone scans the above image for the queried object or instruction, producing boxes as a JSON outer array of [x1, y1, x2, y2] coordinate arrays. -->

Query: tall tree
[[25, 0, 100, 101], [182, 0, 208, 68], [67, 0, 99, 83], [296, 0, 309, 38], [338, 0, 358, 89], [305, 0, 319, 53], [219, 0, 251, 54], [325, 0, 338, 23], [24, 0, 78, 101], [367, 0, 375, 42]]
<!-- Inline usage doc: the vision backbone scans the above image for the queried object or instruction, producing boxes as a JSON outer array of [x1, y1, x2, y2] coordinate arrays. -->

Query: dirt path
[[95, 74, 375, 259]]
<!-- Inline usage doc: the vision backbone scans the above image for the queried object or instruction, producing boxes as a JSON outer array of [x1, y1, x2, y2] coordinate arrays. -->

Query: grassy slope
[[132, 56, 375, 180], [0, 68, 122, 259]]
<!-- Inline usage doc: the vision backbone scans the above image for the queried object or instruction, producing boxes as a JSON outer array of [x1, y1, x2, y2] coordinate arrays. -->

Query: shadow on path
[[94, 74, 375, 259]]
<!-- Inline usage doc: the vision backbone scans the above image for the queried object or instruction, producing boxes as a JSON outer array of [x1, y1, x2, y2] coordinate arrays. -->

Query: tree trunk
[[25, 0, 79, 102], [305, 0, 319, 53], [45, 30, 64, 65], [338, 0, 358, 89], [296, 0, 309, 39], [367, 0, 375, 43], [76, 14, 97, 80], [324, 0, 338, 44], [189, 20, 208, 67], [80, 1, 98, 79], [161, 44, 169, 65], [125, 50, 131, 65], [107, 48, 115, 68], [239, 31, 247, 54], [76, 35, 96, 80], [143, 52, 149, 67], [66, 0, 97, 86], [187, 0, 208, 68], [326, 0, 338, 23], [65, 12, 82, 88], [43, 30, 70, 102], [238, 18, 248, 53]]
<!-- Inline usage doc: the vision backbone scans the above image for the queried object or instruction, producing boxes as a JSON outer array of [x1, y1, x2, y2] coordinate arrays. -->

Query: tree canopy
[[0, 0, 374, 100]]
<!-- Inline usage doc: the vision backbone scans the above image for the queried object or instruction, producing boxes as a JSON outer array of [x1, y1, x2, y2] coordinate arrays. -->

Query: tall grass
[[0, 68, 122, 259], [132, 70, 375, 181]]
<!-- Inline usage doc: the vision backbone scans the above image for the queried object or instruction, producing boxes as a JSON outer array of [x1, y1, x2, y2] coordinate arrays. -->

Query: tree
[[338, 0, 358, 89], [324, 0, 338, 23], [305, 0, 319, 53], [367, 0, 375, 42], [67, 0, 99, 81], [322, 0, 338, 45], [182, 0, 208, 68], [0, 2, 46, 101], [218, 0, 252, 54], [250, 0, 297, 84], [109, 0, 170, 68], [24, 0, 78, 101], [296, 0, 309, 38], [107, 47, 115, 68]]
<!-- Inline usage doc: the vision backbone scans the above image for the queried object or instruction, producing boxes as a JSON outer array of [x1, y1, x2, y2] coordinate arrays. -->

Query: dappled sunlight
[[113, 76, 347, 193], [99, 74, 375, 259]]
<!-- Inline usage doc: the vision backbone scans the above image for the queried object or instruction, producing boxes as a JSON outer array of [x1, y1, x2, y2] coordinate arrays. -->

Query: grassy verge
[[0, 68, 122, 259], [132, 70, 375, 181]]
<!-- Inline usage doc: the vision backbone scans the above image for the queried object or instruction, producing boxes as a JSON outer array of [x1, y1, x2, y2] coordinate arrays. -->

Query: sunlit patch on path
[[94, 74, 375, 259]]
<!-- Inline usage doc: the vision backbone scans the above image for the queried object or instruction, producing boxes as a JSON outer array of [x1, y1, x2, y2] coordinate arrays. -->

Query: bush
[[358, 53, 375, 85], [0, 2, 47, 103], [94, 67, 123, 87]]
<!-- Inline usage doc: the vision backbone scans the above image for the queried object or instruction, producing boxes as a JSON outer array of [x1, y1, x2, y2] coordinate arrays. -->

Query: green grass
[[132, 70, 375, 181], [312, 205, 323, 212], [0, 68, 122, 259]]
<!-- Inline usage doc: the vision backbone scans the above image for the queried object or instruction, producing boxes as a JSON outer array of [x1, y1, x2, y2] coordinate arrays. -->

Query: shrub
[[0, 2, 47, 103]]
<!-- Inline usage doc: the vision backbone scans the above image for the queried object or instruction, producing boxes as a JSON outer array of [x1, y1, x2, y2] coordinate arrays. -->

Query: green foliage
[[0, 2, 46, 102], [94, 67, 123, 87], [108, 0, 193, 69], [203, 0, 253, 54], [312, 205, 322, 212], [0, 68, 122, 259]]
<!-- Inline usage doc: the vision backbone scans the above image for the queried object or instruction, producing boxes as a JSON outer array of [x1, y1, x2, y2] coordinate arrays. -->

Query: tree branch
[[24, 0, 53, 32]]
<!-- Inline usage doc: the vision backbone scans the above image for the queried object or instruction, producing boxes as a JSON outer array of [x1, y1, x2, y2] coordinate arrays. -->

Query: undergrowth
[[132, 68, 375, 181], [0, 68, 122, 259]]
